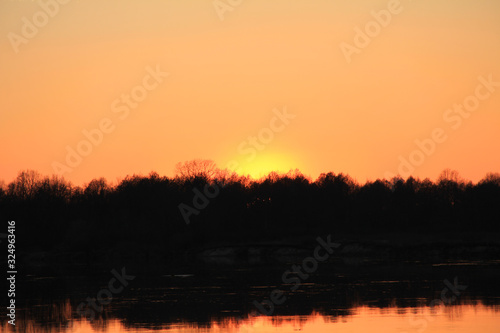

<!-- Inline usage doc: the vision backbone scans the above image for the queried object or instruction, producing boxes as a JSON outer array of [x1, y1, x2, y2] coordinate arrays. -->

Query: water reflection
[[2, 260, 500, 332], [3, 304, 499, 333]]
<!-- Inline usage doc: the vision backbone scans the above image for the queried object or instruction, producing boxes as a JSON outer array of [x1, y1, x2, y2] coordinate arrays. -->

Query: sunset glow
[[1, 0, 499, 185], [2, 2, 500, 332], [14, 304, 500, 333]]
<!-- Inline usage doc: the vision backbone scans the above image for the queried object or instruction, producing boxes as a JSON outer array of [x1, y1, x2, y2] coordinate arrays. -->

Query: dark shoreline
[[12, 231, 500, 272]]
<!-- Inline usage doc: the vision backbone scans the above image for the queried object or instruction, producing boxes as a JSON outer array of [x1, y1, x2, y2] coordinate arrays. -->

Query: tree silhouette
[[8, 169, 42, 200], [0, 167, 499, 265], [175, 159, 218, 180], [437, 168, 462, 183], [480, 172, 500, 185], [84, 177, 109, 197]]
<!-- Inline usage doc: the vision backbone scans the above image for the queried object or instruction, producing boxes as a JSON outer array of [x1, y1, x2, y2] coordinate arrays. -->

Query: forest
[[1, 161, 499, 267]]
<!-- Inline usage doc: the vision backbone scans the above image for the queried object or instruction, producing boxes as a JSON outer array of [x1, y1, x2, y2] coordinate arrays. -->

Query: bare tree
[[8, 169, 42, 199], [480, 172, 500, 185], [437, 168, 462, 183], [285, 168, 311, 181], [38, 175, 72, 200], [174, 159, 218, 180], [84, 177, 109, 197], [212, 167, 240, 184]]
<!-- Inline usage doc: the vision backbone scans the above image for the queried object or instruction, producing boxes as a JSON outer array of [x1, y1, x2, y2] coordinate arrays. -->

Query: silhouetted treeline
[[1, 168, 499, 261]]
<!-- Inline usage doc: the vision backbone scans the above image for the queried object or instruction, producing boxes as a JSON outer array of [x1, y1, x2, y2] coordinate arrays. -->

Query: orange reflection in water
[[7, 304, 498, 333]]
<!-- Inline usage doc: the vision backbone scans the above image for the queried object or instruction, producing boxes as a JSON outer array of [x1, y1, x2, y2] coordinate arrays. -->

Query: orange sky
[[1, 0, 499, 185]]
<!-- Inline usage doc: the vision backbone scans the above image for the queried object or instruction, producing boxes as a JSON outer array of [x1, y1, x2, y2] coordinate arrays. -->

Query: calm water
[[2, 258, 500, 332], [16, 305, 500, 333]]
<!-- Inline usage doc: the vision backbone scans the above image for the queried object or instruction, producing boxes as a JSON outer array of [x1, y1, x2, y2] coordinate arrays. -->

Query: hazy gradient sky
[[1, 0, 499, 185]]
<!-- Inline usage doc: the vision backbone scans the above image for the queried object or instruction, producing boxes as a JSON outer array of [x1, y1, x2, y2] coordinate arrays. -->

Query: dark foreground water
[[2, 257, 500, 333]]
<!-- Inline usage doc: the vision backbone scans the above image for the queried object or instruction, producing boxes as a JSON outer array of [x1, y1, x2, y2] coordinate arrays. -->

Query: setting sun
[[225, 152, 299, 179], [2, 1, 500, 332]]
